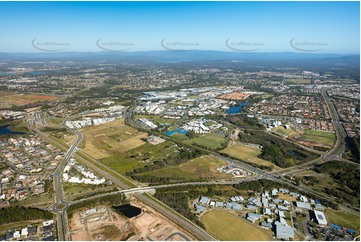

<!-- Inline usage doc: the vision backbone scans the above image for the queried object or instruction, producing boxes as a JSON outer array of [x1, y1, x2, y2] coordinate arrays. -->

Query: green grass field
[[170, 132, 189, 141], [221, 143, 277, 168], [189, 133, 227, 150], [138, 155, 231, 180], [63, 183, 99, 196], [298, 129, 336, 147], [46, 117, 63, 126], [201, 209, 271, 241], [134, 114, 178, 126], [286, 78, 312, 84], [100, 141, 178, 174], [12, 193, 54, 207], [272, 126, 298, 138], [325, 209, 360, 230]]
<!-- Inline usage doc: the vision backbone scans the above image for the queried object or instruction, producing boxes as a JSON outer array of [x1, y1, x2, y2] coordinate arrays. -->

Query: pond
[[226, 101, 248, 114], [113, 204, 141, 218], [165, 129, 188, 136], [0, 126, 24, 136]]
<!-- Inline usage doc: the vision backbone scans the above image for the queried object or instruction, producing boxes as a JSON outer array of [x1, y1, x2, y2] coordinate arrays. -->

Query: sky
[[0, 1, 359, 54]]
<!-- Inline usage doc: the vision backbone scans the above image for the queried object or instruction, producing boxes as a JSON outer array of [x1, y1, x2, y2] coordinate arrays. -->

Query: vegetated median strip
[[74, 151, 136, 189]]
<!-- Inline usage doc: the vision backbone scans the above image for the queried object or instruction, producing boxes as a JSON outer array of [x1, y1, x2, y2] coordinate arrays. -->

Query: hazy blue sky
[[0, 1, 359, 53]]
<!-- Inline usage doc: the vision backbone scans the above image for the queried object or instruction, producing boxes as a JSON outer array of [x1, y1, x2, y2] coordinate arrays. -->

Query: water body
[[113, 204, 141, 218], [0, 126, 24, 136], [226, 101, 248, 114], [0, 72, 15, 76], [25, 71, 46, 76], [165, 129, 188, 136]]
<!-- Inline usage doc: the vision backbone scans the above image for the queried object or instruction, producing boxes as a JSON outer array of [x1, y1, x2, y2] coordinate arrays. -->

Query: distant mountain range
[[0, 50, 359, 62]]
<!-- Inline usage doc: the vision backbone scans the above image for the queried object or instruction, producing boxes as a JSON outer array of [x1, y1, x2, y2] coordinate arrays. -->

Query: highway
[[271, 89, 353, 176], [27, 112, 216, 241], [26, 88, 359, 241], [124, 96, 360, 213]]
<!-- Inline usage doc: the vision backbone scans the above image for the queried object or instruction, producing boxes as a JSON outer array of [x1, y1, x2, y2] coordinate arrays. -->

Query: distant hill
[[0, 50, 358, 62]]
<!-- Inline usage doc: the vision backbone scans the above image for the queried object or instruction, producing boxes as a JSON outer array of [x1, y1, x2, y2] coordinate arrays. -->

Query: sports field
[[221, 143, 276, 168], [138, 155, 231, 180], [0, 91, 58, 108], [79, 119, 147, 159], [201, 209, 271, 241], [189, 133, 227, 150], [298, 129, 335, 147], [325, 209, 360, 230]]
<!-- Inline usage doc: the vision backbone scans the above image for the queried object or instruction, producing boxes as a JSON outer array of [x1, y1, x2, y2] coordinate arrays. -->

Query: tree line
[[314, 160, 360, 206], [238, 130, 318, 168], [0, 206, 53, 224], [68, 193, 127, 217]]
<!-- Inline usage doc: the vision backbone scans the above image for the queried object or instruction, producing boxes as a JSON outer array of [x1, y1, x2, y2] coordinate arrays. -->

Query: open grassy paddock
[[170, 132, 189, 141], [325, 209, 360, 230], [201, 209, 271, 241], [46, 117, 63, 127], [100, 141, 178, 174], [0, 91, 58, 108], [138, 155, 231, 180], [189, 133, 228, 150], [134, 114, 178, 126], [272, 126, 299, 138], [79, 118, 147, 159], [221, 143, 277, 168], [298, 129, 336, 147]]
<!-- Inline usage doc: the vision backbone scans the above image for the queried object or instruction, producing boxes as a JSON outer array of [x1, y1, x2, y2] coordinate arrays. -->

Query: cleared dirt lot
[[69, 198, 194, 241], [79, 118, 147, 159], [128, 198, 194, 241]]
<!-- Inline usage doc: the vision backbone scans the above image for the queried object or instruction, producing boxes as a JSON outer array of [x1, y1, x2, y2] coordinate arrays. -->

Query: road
[[28, 112, 216, 241], [124, 97, 360, 213], [28, 112, 82, 241], [272, 89, 353, 177], [27, 89, 359, 241], [52, 130, 83, 241]]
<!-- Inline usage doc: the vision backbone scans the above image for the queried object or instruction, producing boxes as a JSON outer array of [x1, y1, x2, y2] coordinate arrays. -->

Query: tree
[[187, 130, 197, 139]]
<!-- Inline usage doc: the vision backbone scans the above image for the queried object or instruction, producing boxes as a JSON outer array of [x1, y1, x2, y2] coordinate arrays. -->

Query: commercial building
[[275, 224, 294, 240], [314, 210, 328, 226], [295, 201, 311, 210]]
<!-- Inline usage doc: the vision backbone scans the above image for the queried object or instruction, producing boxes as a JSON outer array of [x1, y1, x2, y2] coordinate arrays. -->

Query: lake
[[0, 126, 24, 136], [226, 101, 248, 114], [113, 204, 141, 218]]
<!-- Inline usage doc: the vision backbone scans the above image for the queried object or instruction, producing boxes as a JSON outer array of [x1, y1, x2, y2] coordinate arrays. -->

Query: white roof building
[[13, 230, 20, 239], [21, 228, 28, 237], [43, 220, 54, 226], [314, 210, 328, 226]]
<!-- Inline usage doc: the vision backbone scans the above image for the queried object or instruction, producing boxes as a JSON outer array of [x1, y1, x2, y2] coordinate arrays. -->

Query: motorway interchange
[[25, 87, 358, 241]]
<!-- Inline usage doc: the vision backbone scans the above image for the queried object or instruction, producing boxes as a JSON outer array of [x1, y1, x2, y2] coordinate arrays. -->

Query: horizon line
[[0, 50, 359, 55]]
